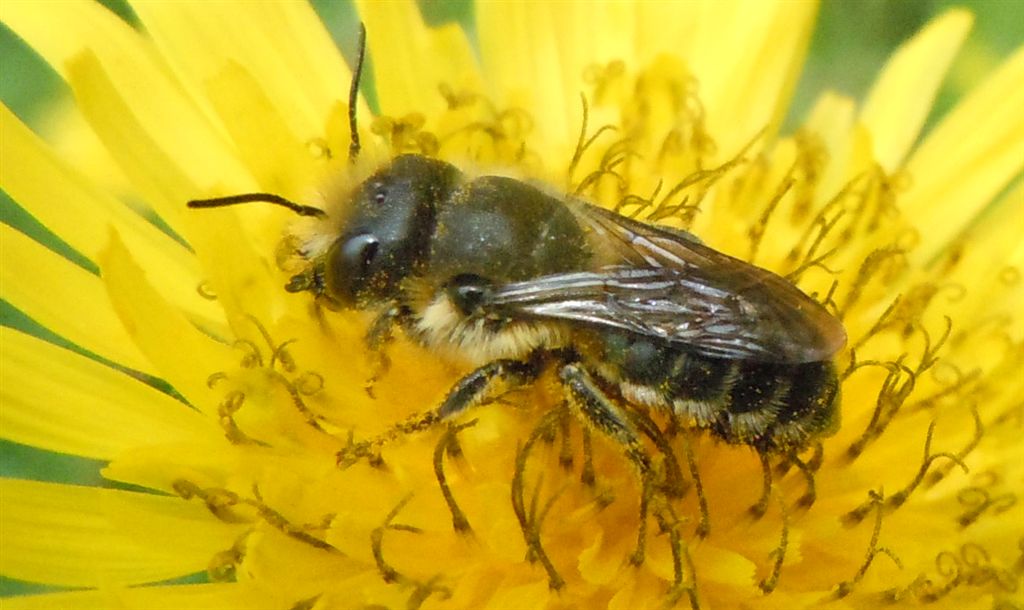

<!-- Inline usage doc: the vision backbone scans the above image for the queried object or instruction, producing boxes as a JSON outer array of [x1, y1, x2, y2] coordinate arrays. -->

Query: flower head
[[2, 2, 1022, 609]]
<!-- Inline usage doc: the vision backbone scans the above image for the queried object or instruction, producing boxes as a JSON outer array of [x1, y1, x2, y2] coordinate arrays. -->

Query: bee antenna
[[348, 22, 367, 164], [187, 193, 327, 219]]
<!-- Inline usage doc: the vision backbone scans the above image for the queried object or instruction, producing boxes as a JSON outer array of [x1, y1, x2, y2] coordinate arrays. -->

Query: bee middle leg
[[558, 362, 654, 566]]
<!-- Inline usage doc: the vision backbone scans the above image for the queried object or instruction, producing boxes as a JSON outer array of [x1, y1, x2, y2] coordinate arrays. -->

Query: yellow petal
[[481, 0, 638, 141], [861, 8, 972, 172], [0, 105, 221, 329], [202, 62, 315, 195], [128, 0, 348, 143], [0, 225, 149, 373], [0, 327, 215, 460], [0, 584, 268, 610], [0, 478, 242, 587], [902, 45, 1024, 264], [357, 0, 479, 119], [0, 0, 251, 231], [688, 0, 817, 156], [98, 229, 232, 414], [636, 2, 702, 66], [476, 3, 578, 152], [938, 181, 1024, 341], [804, 90, 857, 200]]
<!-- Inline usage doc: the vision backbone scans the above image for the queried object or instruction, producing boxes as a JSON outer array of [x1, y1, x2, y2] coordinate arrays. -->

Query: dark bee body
[[278, 154, 842, 455], [191, 152, 844, 461], [585, 329, 839, 452], [184, 33, 846, 586]]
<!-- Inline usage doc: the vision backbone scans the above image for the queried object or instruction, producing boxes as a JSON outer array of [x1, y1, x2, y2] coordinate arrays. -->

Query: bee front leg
[[337, 356, 542, 468], [363, 306, 402, 397]]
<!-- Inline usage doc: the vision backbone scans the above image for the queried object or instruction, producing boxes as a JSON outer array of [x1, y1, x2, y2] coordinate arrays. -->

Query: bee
[[188, 26, 846, 509]]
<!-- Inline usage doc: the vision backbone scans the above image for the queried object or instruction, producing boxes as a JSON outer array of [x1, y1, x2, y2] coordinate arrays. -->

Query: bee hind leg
[[558, 362, 654, 565], [750, 450, 773, 518], [788, 452, 817, 508]]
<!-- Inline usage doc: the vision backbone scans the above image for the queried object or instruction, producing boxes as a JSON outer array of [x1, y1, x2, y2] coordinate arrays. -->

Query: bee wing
[[489, 204, 847, 363]]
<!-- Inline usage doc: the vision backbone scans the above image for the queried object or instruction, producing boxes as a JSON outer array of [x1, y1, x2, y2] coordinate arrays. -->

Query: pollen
[[1, 3, 1021, 610]]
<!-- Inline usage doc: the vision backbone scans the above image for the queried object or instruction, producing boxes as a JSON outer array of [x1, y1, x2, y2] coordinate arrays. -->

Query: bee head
[[321, 154, 460, 308]]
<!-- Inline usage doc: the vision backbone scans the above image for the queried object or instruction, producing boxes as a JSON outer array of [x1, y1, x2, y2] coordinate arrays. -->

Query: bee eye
[[342, 233, 380, 273]]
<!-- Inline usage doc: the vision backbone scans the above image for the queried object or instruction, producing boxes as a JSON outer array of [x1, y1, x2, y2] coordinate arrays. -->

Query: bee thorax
[[412, 292, 570, 365]]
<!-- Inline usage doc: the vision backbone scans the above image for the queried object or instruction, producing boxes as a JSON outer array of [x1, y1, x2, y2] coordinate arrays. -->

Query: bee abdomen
[[591, 330, 839, 452], [712, 362, 791, 444], [761, 361, 840, 450]]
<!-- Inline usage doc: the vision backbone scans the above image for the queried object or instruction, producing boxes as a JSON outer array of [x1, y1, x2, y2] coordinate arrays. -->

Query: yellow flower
[[2, 2, 1022, 609]]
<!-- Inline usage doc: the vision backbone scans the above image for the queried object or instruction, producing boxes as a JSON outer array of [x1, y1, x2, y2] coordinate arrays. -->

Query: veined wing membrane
[[489, 204, 846, 363]]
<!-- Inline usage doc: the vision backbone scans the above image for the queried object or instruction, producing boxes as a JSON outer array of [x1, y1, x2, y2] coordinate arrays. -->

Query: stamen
[[207, 532, 249, 582], [915, 550, 962, 602], [841, 246, 909, 318], [573, 139, 633, 199], [196, 281, 217, 300], [845, 356, 914, 460], [511, 409, 567, 590], [438, 82, 480, 110], [294, 371, 325, 395], [232, 339, 264, 368], [895, 539, 1024, 603], [370, 497, 453, 609], [844, 422, 968, 525], [434, 420, 478, 533], [174, 480, 341, 553], [956, 476, 1017, 528], [217, 391, 268, 446], [834, 490, 903, 598], [265, 370, 332, 436], [566, 94, 619, 193], [850, 297, 902, 353], [614, 181, 664, 216], [907, 365, 981, 414], [784, 209, 843, 284], [649, 129, 762, 226], [786, 175, 860, 266], [371, 494, 421, 584], [884, 421, 967, 511], [249, 484, 342, 553], [925, 406, 982, 487], [269, 338, 298, 372], [747, 170, 795, 264]]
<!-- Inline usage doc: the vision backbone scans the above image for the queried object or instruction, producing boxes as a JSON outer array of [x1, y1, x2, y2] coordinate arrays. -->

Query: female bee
[[190, 150, 845, 462], [188, 27, 846, 516]]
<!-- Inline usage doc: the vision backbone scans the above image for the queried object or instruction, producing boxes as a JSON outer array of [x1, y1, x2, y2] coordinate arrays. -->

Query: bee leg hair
[[438, 358, 543, 419], [558, 362, 654, 566], [750, 450, 773, 518], [337, 357, 541, 468], [363, 306, 403, 396]]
